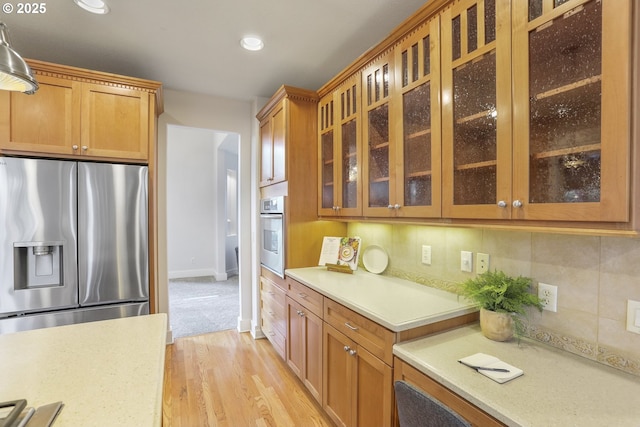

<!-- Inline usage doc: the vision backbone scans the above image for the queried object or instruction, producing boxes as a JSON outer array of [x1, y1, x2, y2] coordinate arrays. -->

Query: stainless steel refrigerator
[[0, 157, 149, 334]]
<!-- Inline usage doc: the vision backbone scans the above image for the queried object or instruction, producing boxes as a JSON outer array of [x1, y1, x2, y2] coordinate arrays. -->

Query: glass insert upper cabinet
[[362, 50, 396, 216], [392, 15, 442, 218], [318, 74, 362, 216], [511, 0, 631, 222], [441, 0, 513, 219]]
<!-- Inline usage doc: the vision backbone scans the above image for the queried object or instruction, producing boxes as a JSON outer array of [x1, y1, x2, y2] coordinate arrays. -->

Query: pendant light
[[0, 22, 38, 94]]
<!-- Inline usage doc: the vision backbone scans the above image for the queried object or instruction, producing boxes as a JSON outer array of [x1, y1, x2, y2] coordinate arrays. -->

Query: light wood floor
[[163, 329, 335, 427]]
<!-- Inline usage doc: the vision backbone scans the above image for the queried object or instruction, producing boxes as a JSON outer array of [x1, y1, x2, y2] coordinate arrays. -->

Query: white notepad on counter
[[458, 353, 523, 384]]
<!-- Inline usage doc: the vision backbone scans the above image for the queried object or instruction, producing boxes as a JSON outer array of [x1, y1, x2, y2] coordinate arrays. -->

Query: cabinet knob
[[343, 346, 351, 352], [497, 200, 507, 208], [388, 205, 394, 209], [349, 349, 357, 356], [82, 145, 88, 151], [394, 204, 401, 209], [72, 145, 79, 150], [512, 200, 523, 208]]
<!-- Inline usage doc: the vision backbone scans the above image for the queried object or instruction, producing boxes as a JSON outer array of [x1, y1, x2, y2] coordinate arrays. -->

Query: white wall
[[157, 89, 256, 340], [166, 125, 219, 279]]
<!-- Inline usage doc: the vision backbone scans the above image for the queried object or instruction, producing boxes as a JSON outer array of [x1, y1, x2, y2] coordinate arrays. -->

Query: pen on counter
[[459, 361, 510, 372]]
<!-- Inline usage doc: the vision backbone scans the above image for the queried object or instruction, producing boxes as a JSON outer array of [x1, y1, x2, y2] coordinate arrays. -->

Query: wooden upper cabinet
[[441, 0, 513, 219], [80, 83, 150, 160], [257, 85, 318, 189], [362, 50, 396, 217], [1, 74, 81, 156], [318, 74, 362, 217], [511, 0, 631, 222], [316, 0, 635, 230], [0, 60, 161, 163], [393, 15, 443, 218], [259, 99, 287, 187]]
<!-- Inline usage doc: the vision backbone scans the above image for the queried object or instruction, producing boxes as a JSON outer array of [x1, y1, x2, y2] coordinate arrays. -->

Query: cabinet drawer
[[324, 298, 395, 365], [261, 276, 286, 309], [261, 315, 286, 360], [262, 296, 286, 336], [286, 277, 323, 318]]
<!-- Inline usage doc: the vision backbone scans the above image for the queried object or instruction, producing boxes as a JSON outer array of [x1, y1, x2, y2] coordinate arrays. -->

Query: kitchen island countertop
[[394, 324, 640, 427], [0, 314, 167, 427], [285, 266, 476, 331]]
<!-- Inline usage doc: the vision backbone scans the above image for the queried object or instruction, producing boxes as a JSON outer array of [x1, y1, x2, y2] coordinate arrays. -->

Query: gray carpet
[[169, 275, 239, 339]]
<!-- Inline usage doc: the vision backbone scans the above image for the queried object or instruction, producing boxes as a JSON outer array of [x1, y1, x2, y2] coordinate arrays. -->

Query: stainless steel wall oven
[[259, 196, 284, 277]]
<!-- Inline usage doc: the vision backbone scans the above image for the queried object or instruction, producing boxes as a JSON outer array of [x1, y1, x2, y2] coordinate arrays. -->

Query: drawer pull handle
[[268, 291, 275, 295], [296, 310, 305, 317], [343, 346, 351, 352], [345, 322, 359, 331], [298, 293, 307, 299], [349, 349, 357, 356]]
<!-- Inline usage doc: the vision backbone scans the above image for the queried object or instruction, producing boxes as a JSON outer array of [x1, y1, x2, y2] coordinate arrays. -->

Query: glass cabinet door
[[512, 0, 630, 221], [318, 93, 337, 215], [318, 75, 362, 217], [337, 77, 362, 216], [362, 51, 395, 216], [442, 0, 512, 219], [394, 16, 442, 218]]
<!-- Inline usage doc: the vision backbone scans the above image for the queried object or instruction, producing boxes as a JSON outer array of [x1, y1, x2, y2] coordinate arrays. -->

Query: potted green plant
[[460, 270, 544, 341]]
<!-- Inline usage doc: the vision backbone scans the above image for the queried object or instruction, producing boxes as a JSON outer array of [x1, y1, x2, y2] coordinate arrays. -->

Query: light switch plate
[[626, 300, 640, 334], [421, 245, 432, 265], [461, 251, 473, 272]]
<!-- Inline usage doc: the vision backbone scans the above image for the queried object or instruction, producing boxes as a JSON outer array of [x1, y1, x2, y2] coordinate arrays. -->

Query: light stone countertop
[[0, 313, 167, 427], [285, 266, 477, 331], [393, 325, 640, 427]]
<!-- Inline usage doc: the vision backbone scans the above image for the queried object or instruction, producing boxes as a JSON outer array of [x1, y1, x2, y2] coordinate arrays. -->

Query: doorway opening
[[166, 124, 240, 339]]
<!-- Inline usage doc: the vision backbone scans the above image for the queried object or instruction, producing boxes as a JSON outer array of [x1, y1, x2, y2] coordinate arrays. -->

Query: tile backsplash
[[348, 222, 640, 376]]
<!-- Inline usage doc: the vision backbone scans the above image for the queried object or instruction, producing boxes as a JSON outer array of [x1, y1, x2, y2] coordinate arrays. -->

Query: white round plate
[[362, 245, 389, 274]]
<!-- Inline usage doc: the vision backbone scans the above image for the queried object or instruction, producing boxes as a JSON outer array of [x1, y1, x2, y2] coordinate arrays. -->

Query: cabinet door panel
[[395, 16, 442, 218], [362, 52, 395, 217], [287, 297, 304, 378], [260, 119, 273, 186], [303, 307, 323, 403], [319, 93, 337, 214], [81, 83, 149, 160], [2, 74, 81, 155], [271, 103, 287, 184], [355, 346, 393, 427], [512, 0, 630, 221], [442, 0, 512, 219], [323, 324, 353, 427]]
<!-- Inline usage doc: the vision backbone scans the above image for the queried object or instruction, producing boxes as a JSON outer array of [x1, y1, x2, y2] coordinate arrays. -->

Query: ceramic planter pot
[[480, 307, 514, 341]]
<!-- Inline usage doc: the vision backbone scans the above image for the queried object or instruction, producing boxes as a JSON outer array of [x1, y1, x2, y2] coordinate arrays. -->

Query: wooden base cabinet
[[324, 324, 393, 427], [394, 357, 505, 427], [285, 277, 324, 403], [260, 273, 287, 360]]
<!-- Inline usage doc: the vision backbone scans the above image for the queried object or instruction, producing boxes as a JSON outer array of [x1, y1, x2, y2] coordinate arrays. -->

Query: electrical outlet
[[538, 283, 558, 312], [477, 253, 490, 274], [460, 251, 473, 272], [421, 245, 432, 265]]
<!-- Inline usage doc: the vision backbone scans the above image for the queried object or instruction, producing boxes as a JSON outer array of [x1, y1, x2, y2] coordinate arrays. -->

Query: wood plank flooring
[[163, 330, 335, 427]]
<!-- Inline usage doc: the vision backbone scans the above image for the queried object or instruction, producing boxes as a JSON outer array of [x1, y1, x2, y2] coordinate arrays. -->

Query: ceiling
[[2, 0, 430, 101]]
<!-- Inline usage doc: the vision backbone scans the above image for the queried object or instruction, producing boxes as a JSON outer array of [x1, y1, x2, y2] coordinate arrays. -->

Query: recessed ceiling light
[[240, 37, 264, 51], [74, 0, 110, 14]]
